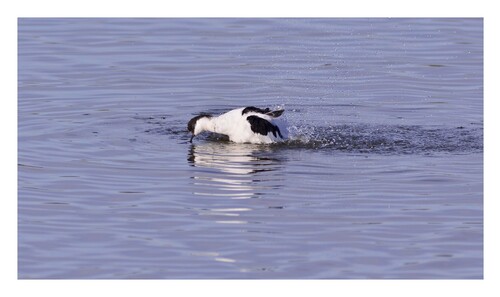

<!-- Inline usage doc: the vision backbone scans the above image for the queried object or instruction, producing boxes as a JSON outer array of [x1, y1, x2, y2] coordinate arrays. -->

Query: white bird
[[188, 106, 287, 144]]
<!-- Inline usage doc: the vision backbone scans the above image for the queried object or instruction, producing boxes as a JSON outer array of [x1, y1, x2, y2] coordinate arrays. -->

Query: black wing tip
[[242, 106, 284, 118], [266, 109, 284, 118], [242, 106, 269, 115]]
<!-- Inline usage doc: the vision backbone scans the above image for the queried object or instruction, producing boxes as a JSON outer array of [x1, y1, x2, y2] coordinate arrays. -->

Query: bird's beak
[[189, 134, 194, 143]]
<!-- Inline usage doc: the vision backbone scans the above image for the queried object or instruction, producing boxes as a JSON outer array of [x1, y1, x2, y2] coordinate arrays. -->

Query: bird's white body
[[190, 107, 287, 144]]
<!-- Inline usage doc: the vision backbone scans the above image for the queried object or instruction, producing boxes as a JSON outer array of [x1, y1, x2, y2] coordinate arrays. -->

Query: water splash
[[140, 115, 483, 155], [283, 123, 483, 154]]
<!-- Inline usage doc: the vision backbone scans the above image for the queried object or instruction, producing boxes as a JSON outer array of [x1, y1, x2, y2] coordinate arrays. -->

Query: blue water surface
[[18, 18, 483, 279]]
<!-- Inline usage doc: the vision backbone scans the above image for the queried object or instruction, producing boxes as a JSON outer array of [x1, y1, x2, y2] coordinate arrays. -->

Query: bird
[[187, 106, 287, 144]]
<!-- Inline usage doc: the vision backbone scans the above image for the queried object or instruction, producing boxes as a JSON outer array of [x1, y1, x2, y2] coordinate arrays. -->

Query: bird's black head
[[187, 114, 212, 142], [187, 114, 211, 133]]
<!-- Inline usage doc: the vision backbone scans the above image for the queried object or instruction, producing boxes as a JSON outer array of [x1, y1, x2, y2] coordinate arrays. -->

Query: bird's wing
[[246, 115, 283, 138]]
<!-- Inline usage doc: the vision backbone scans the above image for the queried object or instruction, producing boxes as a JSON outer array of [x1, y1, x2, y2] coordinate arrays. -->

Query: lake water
[[18, 18, 483, 279]]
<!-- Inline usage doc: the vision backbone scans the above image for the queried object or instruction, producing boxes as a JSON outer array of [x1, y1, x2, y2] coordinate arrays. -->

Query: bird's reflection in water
[[187, 142, 286, 268], [188, 142, 284, 201]]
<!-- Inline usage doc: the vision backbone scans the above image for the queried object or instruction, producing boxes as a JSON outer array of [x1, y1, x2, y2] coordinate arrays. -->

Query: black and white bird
[[188, 106, 287, 144]]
